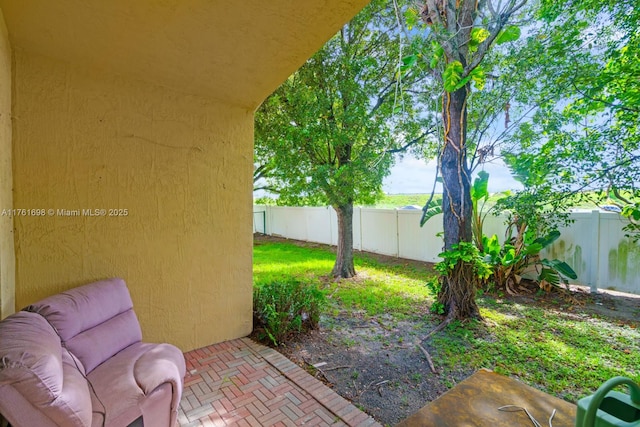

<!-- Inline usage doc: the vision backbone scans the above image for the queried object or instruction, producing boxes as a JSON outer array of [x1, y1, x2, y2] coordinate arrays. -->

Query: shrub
[[253, 279, 325, 346]]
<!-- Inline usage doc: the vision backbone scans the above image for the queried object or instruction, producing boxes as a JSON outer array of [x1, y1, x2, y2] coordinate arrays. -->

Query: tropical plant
[[473, 172, 577, 293], [426, 170, 579, 294], [470, 171, 492, 251], [481, 229, 577, 294]]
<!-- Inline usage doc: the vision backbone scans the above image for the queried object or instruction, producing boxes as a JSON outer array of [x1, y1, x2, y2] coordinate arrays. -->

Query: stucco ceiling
[[0, 0, 370, 110]]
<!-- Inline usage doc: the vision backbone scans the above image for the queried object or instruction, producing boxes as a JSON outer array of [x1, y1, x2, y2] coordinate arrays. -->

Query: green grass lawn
[[253, 239, 640, 403], [254, 241, 433, 315]]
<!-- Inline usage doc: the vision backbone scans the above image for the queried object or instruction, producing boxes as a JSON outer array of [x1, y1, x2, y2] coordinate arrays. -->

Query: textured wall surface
[[0, 8, 13, 319], [13, 51, 254, 350], [0, 0, 369, 110]]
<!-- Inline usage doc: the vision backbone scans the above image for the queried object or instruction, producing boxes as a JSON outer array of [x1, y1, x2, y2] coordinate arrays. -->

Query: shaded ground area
[[254, 234, 640, 426], [278, 316, 473, 426]]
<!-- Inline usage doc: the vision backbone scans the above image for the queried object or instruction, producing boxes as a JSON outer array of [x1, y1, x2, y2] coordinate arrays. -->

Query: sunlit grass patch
[[253, 242, 335, 285], [327, 274, 433, 316], [254, 240, 436, 316], [433, 300, 640, 401]]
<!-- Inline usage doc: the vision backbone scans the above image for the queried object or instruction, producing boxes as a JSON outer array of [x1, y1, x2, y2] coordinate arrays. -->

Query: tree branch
[[368, 78, 398, 117], [423, 0, 456, 60], [253, 184, 280, 193], [570, 79, 640, 114], [547, 153, 640, 204], [386, 127, 436, 154], [253, 163, 274, 183], [610, 183, 633, 204], [466, 0, 527, 73]]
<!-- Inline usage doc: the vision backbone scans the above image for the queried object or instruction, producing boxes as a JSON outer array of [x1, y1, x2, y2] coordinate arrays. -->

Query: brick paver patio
[[179, 338, 382, 427]]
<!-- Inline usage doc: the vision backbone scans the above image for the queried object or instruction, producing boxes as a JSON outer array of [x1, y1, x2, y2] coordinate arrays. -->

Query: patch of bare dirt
[[278, 315, 473, 426]]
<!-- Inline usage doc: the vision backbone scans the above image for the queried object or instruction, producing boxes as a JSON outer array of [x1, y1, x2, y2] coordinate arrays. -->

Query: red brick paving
[[179, 338, 381, 427]]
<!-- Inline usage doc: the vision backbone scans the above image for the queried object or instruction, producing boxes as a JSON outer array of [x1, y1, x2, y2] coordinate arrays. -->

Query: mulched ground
[[253, 234, 640, 426]]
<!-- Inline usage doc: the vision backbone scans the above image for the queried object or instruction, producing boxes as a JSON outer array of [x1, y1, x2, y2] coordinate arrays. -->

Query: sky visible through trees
[[384, 155, 520, 194]]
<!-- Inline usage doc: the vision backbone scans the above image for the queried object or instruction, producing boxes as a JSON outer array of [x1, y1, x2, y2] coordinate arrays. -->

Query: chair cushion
[[26, 278, 143, 373]]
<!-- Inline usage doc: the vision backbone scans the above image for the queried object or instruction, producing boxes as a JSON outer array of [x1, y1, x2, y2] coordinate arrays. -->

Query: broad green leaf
[[404, 7, 420, 30], [470, 66, 486, 90], [430, 43, 444, 69], [496, 26, 521, 44], [532, 230, 561, 248], [541, 258, 578, 280], [471, 28, 490, 45], [402, 54, 418, 67], [524, 243, 544, 255], [482, 234, 501, 258], [400, 54, 421, 76], [443, 61, 464, 92], [539, 267, 561, 286], [502, 248, 516, 266], [420, 199, 443, 226], [471, 170, 490, 202]]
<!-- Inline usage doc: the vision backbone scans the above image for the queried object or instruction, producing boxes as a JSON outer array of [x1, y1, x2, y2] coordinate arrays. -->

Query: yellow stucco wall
[[0, 0, 371, 110], [0, 8, 13, 320], [12, 51, 254, 350]]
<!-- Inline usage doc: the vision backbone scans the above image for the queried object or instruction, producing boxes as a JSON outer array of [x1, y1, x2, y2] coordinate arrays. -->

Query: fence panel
[[597, 212, 640, 295], [353, 207, 362, 251], [254, 205, 639, 295], [253, 206, 267, 234], [268, 207, 307, 240], [304, 207, 334, 245], [541, 211, 595, 289], [397, 210, 443, 262], [360, 209, 398, 256], [482, 214, 508, 243]]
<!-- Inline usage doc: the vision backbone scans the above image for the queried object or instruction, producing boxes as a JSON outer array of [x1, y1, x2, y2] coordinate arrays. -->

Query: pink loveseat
[[0, 278, 186, 427]]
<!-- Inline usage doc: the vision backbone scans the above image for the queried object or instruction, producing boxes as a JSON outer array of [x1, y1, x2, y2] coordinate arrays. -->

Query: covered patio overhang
[[0, 0, 369, 351]]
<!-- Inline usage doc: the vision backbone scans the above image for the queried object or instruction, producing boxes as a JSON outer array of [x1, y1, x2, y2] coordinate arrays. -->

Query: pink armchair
[[0, 278, 186, 427]]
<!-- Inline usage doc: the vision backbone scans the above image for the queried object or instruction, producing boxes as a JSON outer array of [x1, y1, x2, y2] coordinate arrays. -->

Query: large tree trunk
[[332, 203, 356, 278], [438, 86, 480, 319]]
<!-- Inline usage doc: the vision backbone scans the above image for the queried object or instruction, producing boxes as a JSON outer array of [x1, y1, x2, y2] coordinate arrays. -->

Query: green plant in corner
[[472, 172, 578, 293], [253, 279, 325, 346], [470, 170, 494, 251], [481, 227, 577, 293]]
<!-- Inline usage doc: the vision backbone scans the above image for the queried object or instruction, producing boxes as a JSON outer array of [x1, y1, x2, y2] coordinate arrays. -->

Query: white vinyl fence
[[254, 205, 640, 296]]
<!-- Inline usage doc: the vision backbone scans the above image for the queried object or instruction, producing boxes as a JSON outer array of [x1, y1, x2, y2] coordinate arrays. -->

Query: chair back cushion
[[26, 278, 143, 373]]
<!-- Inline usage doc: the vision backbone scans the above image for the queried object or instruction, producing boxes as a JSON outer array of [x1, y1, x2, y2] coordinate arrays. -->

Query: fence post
[[590, 210, 600, 293], [396, 209, 400, 258], [359, 207, 363, 251], [266, 206, 271, 235]]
